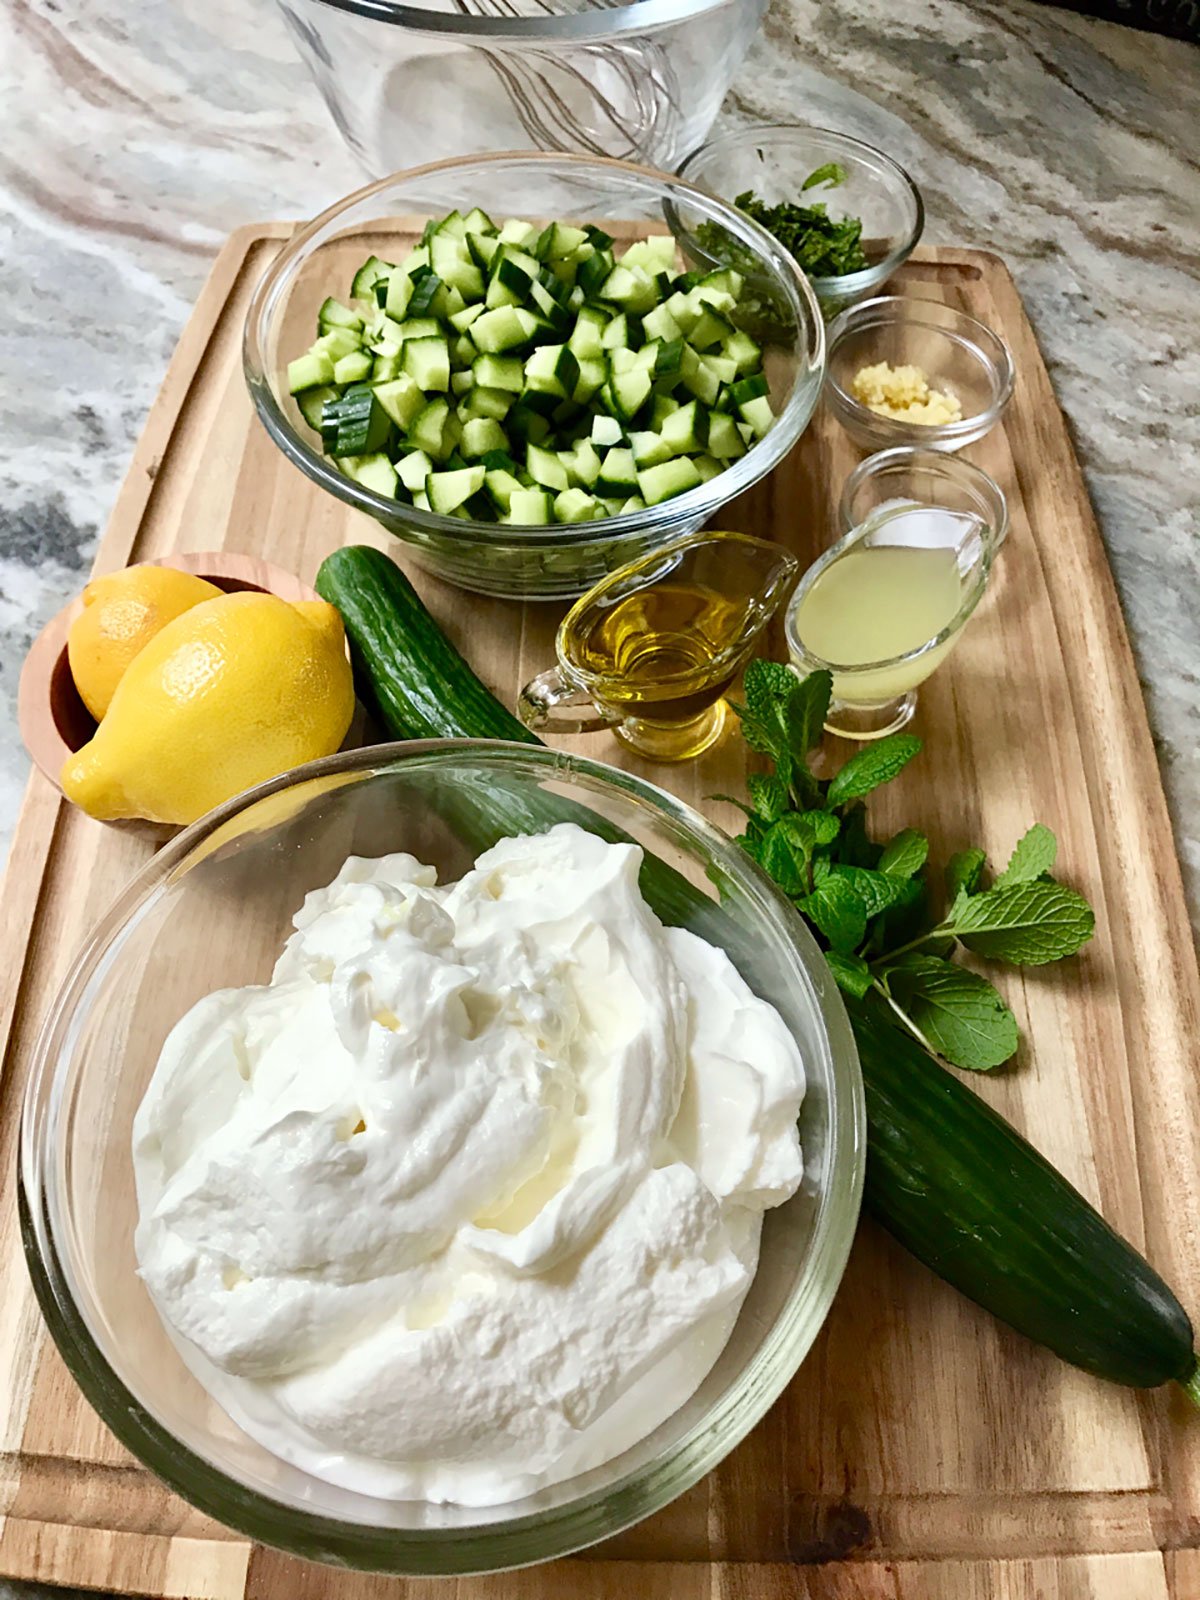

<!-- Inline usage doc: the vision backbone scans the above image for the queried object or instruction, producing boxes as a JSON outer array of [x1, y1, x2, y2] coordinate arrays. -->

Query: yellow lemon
[[67, 565, 223, 721], [61, 592, 355, 825]]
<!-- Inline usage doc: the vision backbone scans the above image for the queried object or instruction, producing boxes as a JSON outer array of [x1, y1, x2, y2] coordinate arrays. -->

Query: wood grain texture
[[0, 226, 1198, 1599]]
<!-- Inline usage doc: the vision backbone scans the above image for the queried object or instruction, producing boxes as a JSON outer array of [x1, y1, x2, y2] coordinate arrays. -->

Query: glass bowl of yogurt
[[20, 741, 863, 1574]]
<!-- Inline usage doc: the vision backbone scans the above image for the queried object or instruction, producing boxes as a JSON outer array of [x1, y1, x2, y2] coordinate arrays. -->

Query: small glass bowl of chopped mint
[[678, 125, 924, 324]]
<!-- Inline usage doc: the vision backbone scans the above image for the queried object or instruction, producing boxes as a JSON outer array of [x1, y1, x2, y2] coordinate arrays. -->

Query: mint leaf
[[760, 819, 808, 896], [829, 864, 913, 917], [878, 828, 929, 879], [948, 882, 1095, 965], [780, 809, 840, 850], [826, 734, 921, 806], [733, 706, 785, 766], [825, 950, 872, 998], [883, 956, 1019, 1070], [945, 847, 987, 902], [746, 772, 790, 824], [996, 823, 1057, 888], [802, 161, 848, 191], [785, 669, 832, 761], [743, 658, 796, 719], [799, 876, 868, 954]]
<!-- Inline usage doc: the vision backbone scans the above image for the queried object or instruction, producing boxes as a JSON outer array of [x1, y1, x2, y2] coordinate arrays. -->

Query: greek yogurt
[[132, 824, 806, 1506]]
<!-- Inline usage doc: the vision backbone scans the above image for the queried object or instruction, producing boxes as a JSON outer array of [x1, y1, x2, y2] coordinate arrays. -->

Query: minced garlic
[[851, 362, 963, 425]]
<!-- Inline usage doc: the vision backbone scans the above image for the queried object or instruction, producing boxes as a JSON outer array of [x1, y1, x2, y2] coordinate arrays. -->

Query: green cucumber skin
[[855, 1007, 1194, 1390], [317, 544, 1197, 1394]]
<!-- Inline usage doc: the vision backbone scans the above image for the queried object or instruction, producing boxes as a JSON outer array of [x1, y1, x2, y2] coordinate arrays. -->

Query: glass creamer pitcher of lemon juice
[[786, 500, 998, 739]]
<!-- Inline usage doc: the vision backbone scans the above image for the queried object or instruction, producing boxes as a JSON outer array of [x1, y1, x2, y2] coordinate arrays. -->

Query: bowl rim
[[20, 738, 864, 1576], [825, 294, 1016, 443], [303, 0, 760, 43], [678, 122, 926, 295], [838, 444, 1010, 547], [242, 150, 825, 549]]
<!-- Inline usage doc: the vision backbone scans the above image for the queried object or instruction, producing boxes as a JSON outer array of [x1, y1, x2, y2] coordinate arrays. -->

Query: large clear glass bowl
[[273, 0, 769, 175], [20, 741, 863, 1576], [243, 153, 825, 601]]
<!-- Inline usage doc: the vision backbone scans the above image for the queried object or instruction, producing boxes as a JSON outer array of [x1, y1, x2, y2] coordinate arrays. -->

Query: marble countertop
[[0, 0, 1196, 1591]]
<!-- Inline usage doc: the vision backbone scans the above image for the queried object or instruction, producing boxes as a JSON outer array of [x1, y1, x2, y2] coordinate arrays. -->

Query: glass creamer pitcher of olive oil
[[786, 500, 998, 740], [519, 531, 799, 761]]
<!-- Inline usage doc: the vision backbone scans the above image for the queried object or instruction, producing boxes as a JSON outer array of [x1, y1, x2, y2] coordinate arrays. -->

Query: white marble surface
[[0, 0, 1197, 1588]]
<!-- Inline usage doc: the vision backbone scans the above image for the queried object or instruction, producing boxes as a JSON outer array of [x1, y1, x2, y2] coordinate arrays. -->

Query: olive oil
[[567, 580, 746, 723]]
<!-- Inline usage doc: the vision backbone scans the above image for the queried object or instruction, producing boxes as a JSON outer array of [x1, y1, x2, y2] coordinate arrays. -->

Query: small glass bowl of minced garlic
[[825, 296, 1015, 452]]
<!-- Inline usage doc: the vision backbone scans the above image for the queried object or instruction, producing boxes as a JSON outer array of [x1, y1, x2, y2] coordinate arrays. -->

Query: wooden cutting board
[[2, 228, 1198, 1600]]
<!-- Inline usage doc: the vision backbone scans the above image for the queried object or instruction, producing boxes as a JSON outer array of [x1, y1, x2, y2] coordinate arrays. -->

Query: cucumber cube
[[353, 453, 398, 498], [427, 465, 486, 515], [629, 430, 674, 469], [288, 349, 335, 393], [373, 374, 425, 430], [554, 488, 600, 523], [591, 414, 624, 448], [507, 487, 553, 524], [461, 417, 509, 458], [403, 337, 450, 392], [397, 450, 433, 492], [637, 456, 702, 506], [527, 443, 570, 492]]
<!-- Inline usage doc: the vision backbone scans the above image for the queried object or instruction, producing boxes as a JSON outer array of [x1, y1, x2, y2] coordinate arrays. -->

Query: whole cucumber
[[318, 544, 1199, 1398]]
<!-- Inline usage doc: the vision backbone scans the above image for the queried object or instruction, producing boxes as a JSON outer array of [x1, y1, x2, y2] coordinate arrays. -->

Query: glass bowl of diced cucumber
[[244, 152, 825, 601]]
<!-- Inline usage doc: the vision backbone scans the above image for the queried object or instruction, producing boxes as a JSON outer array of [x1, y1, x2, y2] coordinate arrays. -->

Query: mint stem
[[871, 981, 938, 1057], [870, 923, 954, 967]]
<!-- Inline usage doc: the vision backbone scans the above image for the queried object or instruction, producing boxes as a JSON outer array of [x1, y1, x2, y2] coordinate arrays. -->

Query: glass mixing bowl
[[21, 741, 863, 1576], [273, 0, 769, 176], [243, 152, 825, 602]]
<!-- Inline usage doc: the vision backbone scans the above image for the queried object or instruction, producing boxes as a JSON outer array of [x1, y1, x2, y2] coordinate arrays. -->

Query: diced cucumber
[[430, 233, 484, 300], [527, 443, 570, 492], [329, 389, 393, 457], [350, 256, 393, 298], [288, 349, 335, 393], [573, 356, 606, 403], [554, 488, 600, 523], [507, 487, 553, 524], [319, 296, 363, 333], [297, 384, 336, 431], [629, 429, 673, 468], [723, 329, 762, 375], [705, 352, 739, 385], [353, 453, 398, 497], [661, 400, 710, 455], [450, 369, 474, 396], [591, 414, 623, 448], [707, 410, 747, 460], [407, 271, 443, 318], [637, 456, 702, 506], [680, 343, 721, 405], [525, 343, 579, 400], [620, 494, 646, 514], [537, 221, 589, 261], [596, 446, 638, 497], [664, 290, 700, 337], [689, 306, 735, 351], [694, 454, 724, 483], [371, 350, 403, 383], [333, 350, 373, 385], [473, 353, 524, 393], [642, 303, 683, 344], [403, 337, 450, 392], [498, 218, 538, 247], [598, 264, 657, 315], [463, 207, 496, 235], [577, 248, 613, 299], [471, 305, 536, 353], [383, 271, 414, 318], [650, 394, 681, 429], [739, 394, 775, 439], [449, 303, 485, 332], [607, 363, 653, 422], [461, 386, 514, 422], [484, 467, 524, 512], [374, 374, 426, 430], [409, 397, 452, 461], [568, 439, 603, 488], [620, 234, 677, 275], [427, 465, 486, 514], [461, 417, 509, 458], [397, 450, 433, 493], [729, 372, 769, 405], [467, 231, 501, 270], [568, 305, 608, 358]]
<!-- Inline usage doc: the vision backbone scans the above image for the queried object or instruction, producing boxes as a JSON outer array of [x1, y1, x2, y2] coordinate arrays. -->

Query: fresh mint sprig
[[723, 663, 1096, 1073]]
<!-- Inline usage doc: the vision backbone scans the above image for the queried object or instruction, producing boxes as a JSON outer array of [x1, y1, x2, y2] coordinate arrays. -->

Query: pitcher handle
[[518, 668, 609, 735]]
